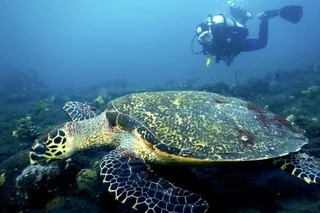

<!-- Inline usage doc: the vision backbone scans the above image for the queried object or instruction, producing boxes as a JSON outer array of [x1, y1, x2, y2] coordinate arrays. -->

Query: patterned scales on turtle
[[29, 91, 320, 213]]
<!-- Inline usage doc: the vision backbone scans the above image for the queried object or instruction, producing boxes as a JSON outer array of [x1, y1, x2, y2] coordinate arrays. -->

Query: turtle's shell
[[105, 91, 307, 162]]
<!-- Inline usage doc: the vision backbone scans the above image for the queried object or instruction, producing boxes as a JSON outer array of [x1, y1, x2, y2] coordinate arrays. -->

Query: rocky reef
[[0, 63, 320, 213]]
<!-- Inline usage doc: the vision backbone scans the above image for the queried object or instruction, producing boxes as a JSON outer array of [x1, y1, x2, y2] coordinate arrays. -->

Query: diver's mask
[[197, 31, 213, 45]]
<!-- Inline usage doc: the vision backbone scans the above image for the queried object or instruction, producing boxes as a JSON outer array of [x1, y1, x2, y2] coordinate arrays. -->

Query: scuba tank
[[206, 14, 249, 66], [209, 14, 249, 43]]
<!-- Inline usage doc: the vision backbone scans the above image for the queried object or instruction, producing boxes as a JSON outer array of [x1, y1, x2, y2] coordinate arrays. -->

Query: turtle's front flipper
[[100, 149, 209, 213], [273, 152, 320, 184], [63, 101, 99, 121]]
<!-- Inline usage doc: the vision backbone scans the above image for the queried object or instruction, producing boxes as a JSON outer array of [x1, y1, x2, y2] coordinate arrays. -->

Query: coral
[[301, 86, 320, 99], [93, 95, 105, 105], [10, 116, 41, 142], [0, 170, 5, 186], [286, 114, 295, 123], [12, 130, 19, 138], [38, 99, 49, 110]]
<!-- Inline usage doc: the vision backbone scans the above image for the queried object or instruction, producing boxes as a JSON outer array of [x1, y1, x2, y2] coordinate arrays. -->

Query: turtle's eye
[[34, 143, 45, 154], [31, 137, 47, 154]]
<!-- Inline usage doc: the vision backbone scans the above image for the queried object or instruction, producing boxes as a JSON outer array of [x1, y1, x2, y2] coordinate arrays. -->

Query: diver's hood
[[196, 23, 213, 44]]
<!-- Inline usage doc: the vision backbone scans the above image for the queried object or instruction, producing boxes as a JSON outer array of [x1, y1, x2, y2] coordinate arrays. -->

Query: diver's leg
[[239, 20, 269, 52], [229, 5, 253, 25], [257, 20, 268, 48], [257, 6, 302, 24], [257, 9, 280, 21]]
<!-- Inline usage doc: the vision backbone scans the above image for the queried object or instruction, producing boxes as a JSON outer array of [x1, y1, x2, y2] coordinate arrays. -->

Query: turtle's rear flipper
[[100, 149, 209, 213], [63, 101, 99, 121], [273, 152, 320, 184]]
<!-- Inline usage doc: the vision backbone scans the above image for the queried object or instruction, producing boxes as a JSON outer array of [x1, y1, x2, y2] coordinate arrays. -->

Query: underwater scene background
[[0, 0, 320, 212]]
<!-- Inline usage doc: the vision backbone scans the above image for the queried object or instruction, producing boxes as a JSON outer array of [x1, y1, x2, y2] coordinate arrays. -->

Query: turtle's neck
[[66, 112, 121, 152]]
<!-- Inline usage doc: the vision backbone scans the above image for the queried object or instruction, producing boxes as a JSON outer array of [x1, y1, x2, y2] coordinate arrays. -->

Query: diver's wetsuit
[[239, 20, 268, 52], [216, 19, 269, 55], [200, 19, 269, 64]]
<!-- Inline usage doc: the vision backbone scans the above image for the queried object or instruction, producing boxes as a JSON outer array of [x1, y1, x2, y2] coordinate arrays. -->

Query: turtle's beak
[[29, 139, 47, 164], [29, 151, 45, 165], [29, 126, 71, 164]]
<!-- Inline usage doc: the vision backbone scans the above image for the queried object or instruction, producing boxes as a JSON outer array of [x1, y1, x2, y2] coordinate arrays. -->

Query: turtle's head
[[29, 124, 73, 164]]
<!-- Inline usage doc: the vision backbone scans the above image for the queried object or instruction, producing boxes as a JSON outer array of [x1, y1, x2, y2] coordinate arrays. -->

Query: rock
[[76, 168, 103, 197], [45, 196, 106, 213]]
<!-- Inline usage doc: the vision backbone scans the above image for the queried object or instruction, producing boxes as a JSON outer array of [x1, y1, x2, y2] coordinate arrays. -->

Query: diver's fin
[[280, 5, 303, 24]]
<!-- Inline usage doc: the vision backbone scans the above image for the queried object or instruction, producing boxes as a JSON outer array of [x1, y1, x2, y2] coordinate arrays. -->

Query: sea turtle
[[29, 91, 320, 213]]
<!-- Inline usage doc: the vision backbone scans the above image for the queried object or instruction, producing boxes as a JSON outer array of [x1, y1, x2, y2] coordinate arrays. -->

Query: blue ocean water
[[0, 1, 320, 213], [1, 0, 319, 91]]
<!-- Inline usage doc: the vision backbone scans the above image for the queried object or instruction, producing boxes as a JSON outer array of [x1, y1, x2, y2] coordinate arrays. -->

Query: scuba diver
[[193, 5, 303, 67]]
